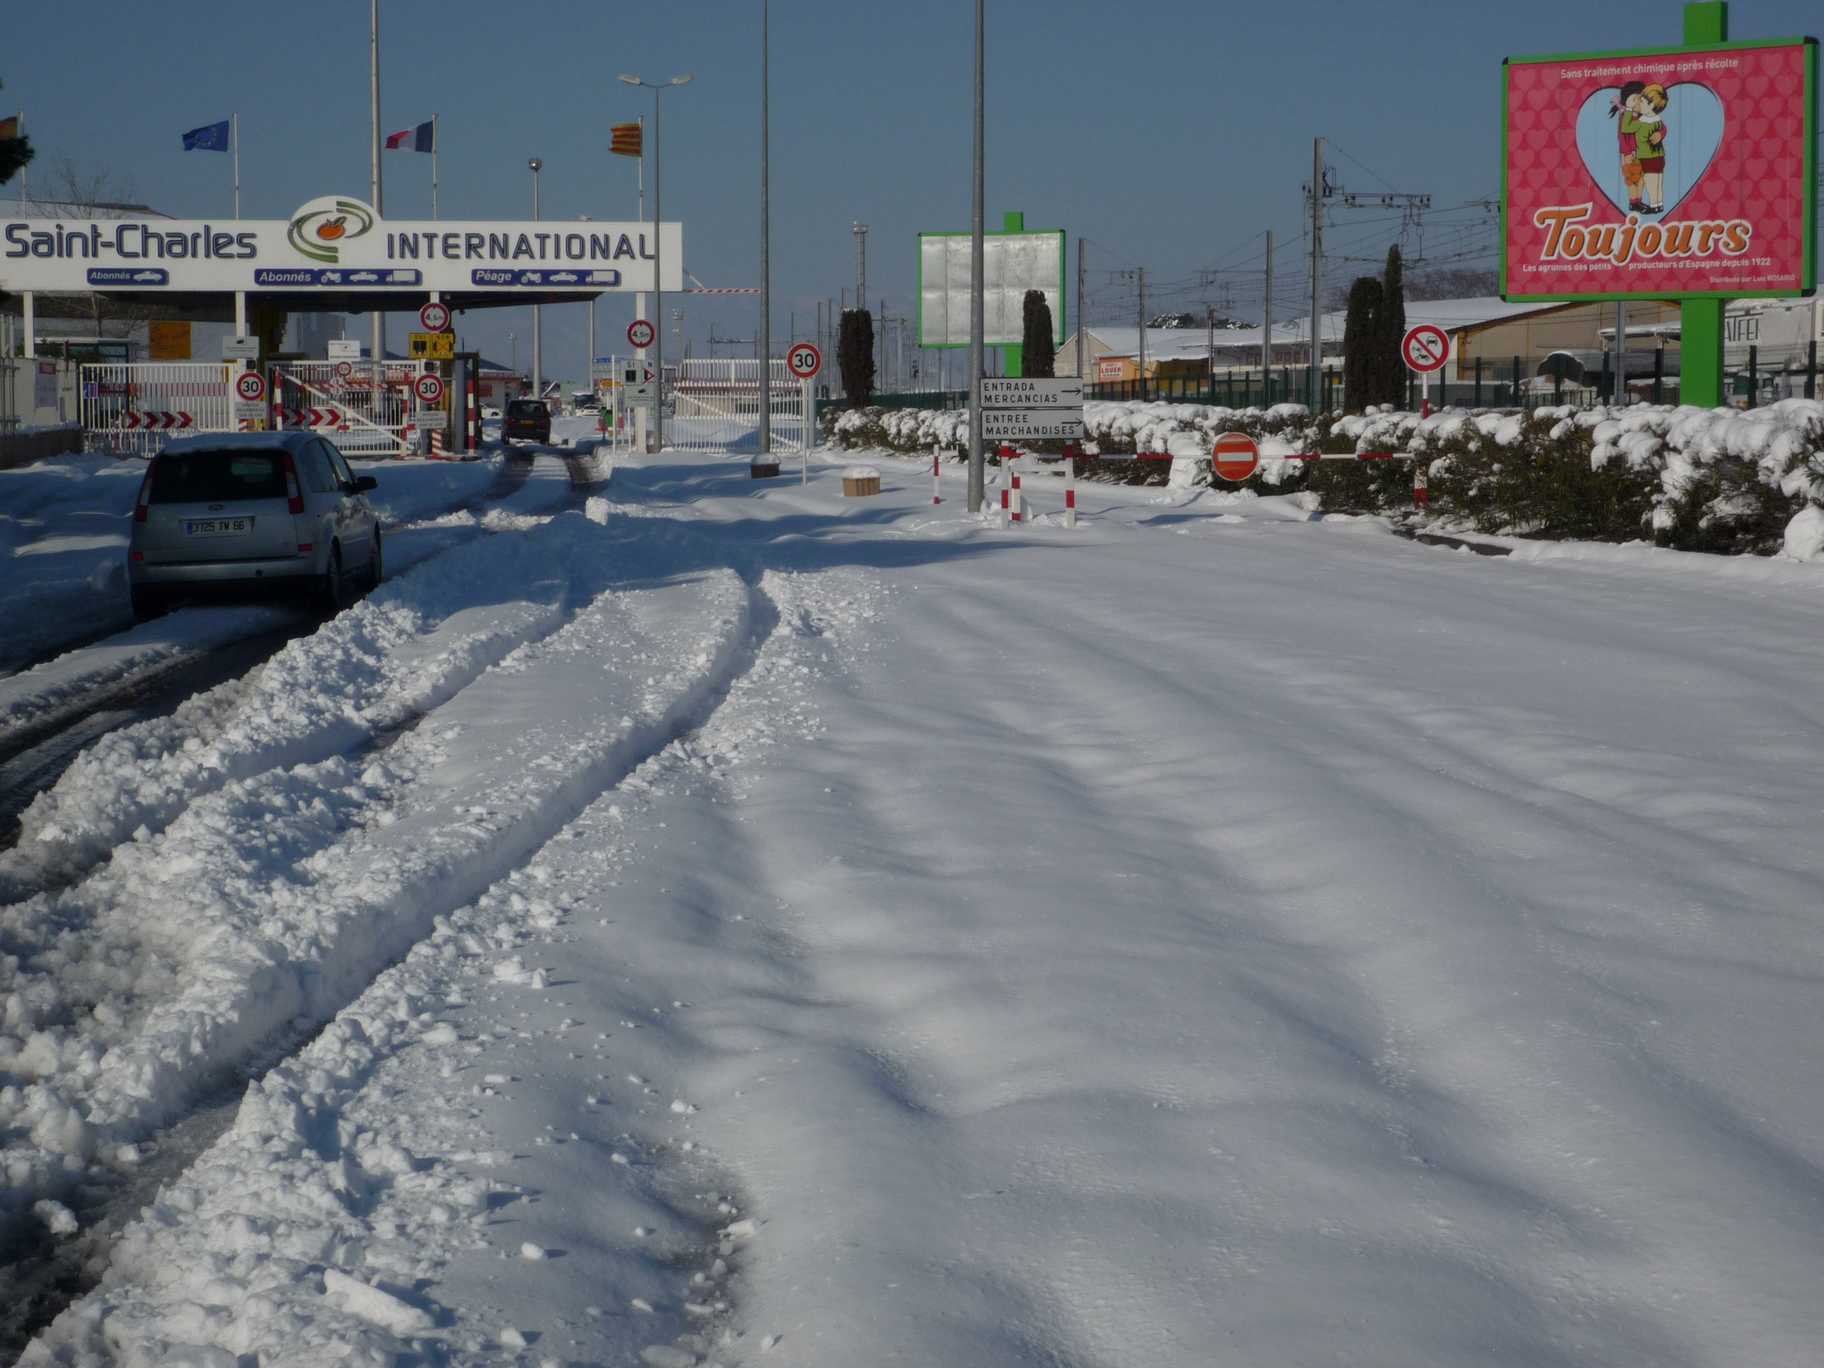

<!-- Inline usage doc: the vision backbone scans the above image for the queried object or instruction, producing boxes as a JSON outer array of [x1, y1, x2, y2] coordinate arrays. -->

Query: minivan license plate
[[185, 517, 252, 536]]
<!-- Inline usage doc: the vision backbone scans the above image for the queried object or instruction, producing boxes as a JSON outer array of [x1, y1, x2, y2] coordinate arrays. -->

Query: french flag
[[384, 120, 434, 153]]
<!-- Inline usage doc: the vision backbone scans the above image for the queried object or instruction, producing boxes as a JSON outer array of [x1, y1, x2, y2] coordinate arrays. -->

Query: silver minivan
[[127, 431, 382, 620]]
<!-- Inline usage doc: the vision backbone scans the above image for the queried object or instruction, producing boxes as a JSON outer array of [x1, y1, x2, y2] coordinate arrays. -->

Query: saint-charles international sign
[[1501, 35, 1817, 301], [0, 194, 682, 295]]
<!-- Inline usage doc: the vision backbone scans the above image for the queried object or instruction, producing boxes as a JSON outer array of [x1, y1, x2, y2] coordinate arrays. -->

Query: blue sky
[[4, 0, 1819, 384]]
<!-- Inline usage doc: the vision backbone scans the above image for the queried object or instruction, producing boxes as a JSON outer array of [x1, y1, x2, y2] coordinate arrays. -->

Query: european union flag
[[181, 120, 231, 152]]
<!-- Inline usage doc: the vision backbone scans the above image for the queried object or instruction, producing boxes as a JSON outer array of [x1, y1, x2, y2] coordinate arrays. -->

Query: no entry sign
[[628, 319, 656, 349], [1402, 324, 1450, 374], [418, 300, 452, 333], [1212, 430, 1260, 483], [786, 341, 822, 380]]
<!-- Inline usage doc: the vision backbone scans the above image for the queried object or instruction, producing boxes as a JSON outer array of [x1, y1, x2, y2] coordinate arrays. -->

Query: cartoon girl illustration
[[1609, 81, 1670, 214]]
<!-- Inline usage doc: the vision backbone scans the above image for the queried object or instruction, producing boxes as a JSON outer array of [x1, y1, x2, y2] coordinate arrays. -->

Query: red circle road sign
[[1212, 430, 1259, 483], [628, 319, 656, 349], [1401, 324, 1450, 374], [334, 360, 354, 380], [419, 300, 452, 333], [234, 370, 267, 403], [786, 341, 822, 380], [414, 372, 446, 405]]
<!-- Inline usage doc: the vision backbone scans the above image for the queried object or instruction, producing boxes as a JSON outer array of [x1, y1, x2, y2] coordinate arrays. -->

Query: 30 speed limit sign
[[234, 370, 267, 403], [786, 341, 822, 380], [414, 372, 446, 406]]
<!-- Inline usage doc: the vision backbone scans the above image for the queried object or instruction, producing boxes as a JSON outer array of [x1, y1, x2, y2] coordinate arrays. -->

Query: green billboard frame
[[916, 212, 1066, 380]]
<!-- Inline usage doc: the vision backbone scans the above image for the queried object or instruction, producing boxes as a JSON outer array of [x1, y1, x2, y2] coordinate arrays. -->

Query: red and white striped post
[[467, 370, 481, 450], [932, 448, 942, 505], [1062, 440, 1079, 528], [1010, 452, 1024, 523], [999, 443, 1013, 516]]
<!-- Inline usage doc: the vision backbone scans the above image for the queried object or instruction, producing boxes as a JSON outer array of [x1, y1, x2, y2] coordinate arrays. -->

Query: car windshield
[[148, 450, 288, 504], [507, 401, 545, 419]]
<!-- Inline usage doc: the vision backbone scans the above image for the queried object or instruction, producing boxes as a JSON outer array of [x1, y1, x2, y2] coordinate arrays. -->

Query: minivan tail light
[[134, 457, 157, 523], [279, 452, 305, 514]]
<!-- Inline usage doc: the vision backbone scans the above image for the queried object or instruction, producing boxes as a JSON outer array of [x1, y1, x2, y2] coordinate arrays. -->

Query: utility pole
[[1076, 237, 1086, 383], [758, 0, 771, 462], [1136, 266, 1147, 401], [1206, 304, 1215, 398], [966, 0, 985, 510], [529, 159, 542, 399], [852, 224, 868, 315], [1262, 229, 1274, 385], [1309, 136, 1324, 412]]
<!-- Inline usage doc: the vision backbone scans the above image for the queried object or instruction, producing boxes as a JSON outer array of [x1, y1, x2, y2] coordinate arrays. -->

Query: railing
[[79, 362, 237, 456]]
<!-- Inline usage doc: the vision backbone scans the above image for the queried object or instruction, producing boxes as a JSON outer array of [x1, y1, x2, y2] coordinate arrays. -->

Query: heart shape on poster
[[1573, 82, 1724, 218]]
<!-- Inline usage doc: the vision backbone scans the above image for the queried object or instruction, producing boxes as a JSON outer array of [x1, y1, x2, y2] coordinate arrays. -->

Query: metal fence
[[670, 358, 812, 454], [1082, 342, 1822, 414], [271, 361, 417, 457]]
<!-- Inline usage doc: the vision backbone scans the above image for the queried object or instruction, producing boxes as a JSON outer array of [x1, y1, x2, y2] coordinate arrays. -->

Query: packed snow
[[5, 440, 1824, 1366]]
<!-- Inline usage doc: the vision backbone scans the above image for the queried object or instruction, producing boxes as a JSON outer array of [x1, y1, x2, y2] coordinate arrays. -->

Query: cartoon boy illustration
[[1609, 81, 1670, 214]]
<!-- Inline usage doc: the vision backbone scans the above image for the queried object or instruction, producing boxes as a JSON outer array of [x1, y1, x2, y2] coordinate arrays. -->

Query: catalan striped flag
[[609, 122, 642, 158], [0, 113, 20, 141]]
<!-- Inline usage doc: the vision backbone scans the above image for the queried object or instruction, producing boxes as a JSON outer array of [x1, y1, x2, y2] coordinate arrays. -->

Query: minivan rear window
[[148, 450, 288, 504], [507, 401, 546, 419]]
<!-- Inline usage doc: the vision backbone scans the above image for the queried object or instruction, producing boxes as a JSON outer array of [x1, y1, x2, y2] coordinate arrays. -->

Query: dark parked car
[[127, 431, 381, 619], [502, 398, 551, 445]]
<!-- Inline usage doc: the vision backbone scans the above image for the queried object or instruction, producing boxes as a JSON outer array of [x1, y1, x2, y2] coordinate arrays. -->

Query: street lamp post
[[618, 72, 692, 452], [507, 331, 517, 383], [529, 158, 542, 401]]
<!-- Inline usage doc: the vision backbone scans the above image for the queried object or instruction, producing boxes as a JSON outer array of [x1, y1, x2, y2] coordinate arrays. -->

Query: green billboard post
[[1501, 2, 1818, 409]]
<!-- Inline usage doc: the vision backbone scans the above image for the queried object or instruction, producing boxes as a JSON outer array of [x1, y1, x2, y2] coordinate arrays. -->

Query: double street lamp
[[617, 72, 692, 452]]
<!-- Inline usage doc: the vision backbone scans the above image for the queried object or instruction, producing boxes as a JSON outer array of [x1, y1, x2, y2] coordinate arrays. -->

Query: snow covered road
[[11, 449, 1824, 1366]]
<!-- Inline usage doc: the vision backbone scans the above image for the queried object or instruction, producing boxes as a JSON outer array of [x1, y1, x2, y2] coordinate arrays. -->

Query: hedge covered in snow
[[824, 399, 1824, 558]]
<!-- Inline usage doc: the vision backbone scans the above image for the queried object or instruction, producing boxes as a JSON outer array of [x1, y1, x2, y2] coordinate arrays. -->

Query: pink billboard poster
[[1504, 41, 1816, 299]]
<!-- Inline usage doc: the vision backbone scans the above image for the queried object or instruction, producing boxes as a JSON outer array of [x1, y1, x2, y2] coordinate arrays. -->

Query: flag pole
[[431, 113, 439, 220], [232, 113, 240, 219], [16, 110, 25, 206]]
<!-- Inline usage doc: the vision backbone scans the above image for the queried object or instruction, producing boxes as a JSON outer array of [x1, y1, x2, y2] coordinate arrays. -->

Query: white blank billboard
[[918, 230, 1065, 348]]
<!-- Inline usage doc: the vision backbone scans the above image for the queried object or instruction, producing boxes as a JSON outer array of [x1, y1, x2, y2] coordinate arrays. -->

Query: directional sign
[[1212, 430, 1260, 483], [982, 411, 1085, 440], [1401, 324, 1450, 374], [414, 372, 447, 406], [123, 410, 195, 432], [979, 377, 1086, 408], [409, 331, 455, 360], [419, 300, 452, 333], [786, 341, 822, 380], [628, 319, 656, 349], [235, 370, 268, 403]]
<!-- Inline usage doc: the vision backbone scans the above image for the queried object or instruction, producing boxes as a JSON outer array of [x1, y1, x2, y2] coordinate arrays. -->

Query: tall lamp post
[[529, 158, 542, 400], [618, 71, 692, 452]]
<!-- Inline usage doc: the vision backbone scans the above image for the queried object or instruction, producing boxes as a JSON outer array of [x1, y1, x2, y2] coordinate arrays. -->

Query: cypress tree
[[1375, 245, 1407, 407], [1342, 276, 1383, 413], [838, 308, 875, 407], [1021, 290, 1056, 378]]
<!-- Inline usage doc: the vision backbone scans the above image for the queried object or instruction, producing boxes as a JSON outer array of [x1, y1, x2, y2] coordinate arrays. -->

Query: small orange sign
[[148, 321, 192, 361]]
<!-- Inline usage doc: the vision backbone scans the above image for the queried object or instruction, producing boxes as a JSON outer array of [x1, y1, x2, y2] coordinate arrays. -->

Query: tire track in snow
[[18, 567, 859, 1365], [0, 456, 590, 901], [0, 525, 768, 1273]]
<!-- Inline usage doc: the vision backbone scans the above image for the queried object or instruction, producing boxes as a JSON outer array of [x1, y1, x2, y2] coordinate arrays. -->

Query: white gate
[[80, 362, 237, 456], [271, 361, 418, 457], [669, 358, 810, 454]]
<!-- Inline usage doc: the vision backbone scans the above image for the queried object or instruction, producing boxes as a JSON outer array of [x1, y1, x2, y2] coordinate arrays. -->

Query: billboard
[[1502, 38, 1817, 301], [0, 195, 683, 295], [918, 228, 1065, 347]]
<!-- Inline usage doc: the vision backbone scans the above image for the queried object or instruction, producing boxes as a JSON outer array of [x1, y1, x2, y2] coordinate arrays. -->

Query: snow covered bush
[[825, 397, 1824, 556]]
